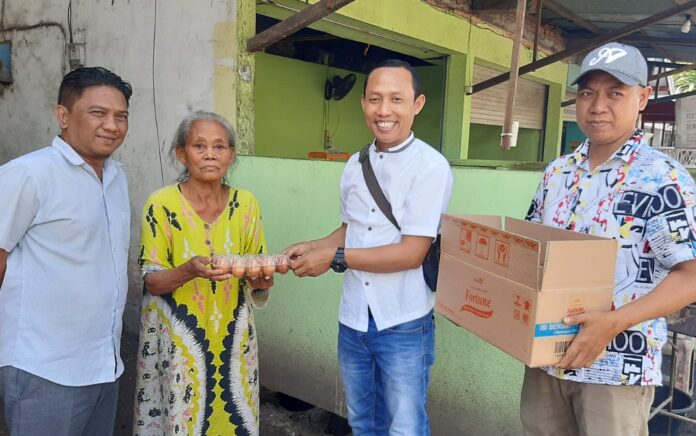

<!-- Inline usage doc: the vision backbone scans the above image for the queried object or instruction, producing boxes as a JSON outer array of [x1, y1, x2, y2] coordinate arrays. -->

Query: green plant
[[674, 69, 696, 93]]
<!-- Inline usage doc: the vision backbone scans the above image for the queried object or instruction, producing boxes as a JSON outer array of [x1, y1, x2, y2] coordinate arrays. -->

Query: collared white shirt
[[527, 130, 696, 386], [339, 134, 453, 331], [0, 136, 130, 386]]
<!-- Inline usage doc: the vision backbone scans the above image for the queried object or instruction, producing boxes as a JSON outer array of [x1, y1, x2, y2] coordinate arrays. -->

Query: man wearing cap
[[522, 42, 696, 435]]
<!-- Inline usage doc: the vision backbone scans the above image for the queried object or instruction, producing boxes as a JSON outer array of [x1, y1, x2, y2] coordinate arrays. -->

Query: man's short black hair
[[58, 67, 133, 109], [363, 59, 422, 98]]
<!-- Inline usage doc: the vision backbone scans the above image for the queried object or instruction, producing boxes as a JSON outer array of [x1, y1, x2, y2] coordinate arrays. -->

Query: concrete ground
[[0, 329, 345, 435], [6, 384, 696, 435], [10, 337, 696, 435], [1, 395, 340, 436], [1, 389, 341, 436]]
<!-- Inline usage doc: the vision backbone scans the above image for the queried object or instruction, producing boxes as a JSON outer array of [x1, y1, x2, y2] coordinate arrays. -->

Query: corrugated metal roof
[[539, 0, 696, 62]]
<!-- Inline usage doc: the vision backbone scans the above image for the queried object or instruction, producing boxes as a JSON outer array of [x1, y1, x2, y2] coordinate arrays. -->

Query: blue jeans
[[0, 366, 119, 436], [338, 311, 435, 436]]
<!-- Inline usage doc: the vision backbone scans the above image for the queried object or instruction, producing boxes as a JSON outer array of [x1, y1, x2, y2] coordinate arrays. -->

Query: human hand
[[186, 255, 232, 281], [283, 241, 316, 262], [246, 274, 274, 289], [290, 246, 335, 277], [556, 311, 623, 369]]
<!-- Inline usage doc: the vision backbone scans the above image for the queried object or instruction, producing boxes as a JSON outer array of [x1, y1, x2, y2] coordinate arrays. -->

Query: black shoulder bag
[[358, 144, 441, 292]]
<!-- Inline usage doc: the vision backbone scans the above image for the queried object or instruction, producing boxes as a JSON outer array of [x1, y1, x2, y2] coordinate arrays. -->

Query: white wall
[[0, 0, 237, 329]]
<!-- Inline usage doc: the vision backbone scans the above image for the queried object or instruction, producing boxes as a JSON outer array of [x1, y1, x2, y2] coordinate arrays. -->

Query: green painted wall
[[254, 53, 369, 159], [244, 2, 571, 434], [563, 121, 585, 155], [415, 64, 446, 149], [468, 124, 542, 161], [255, 53, 446, 159], [229, 156, 543, 435], [256, 0, 569, 163]]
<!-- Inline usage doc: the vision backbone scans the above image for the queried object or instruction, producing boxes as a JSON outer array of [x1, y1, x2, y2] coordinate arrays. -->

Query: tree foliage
[[674, 69, 696, 93]]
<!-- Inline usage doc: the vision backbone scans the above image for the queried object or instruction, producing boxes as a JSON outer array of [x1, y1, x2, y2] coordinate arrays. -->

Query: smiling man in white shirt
[[286, 59, 453, 435], [0, 66, 132, 435]]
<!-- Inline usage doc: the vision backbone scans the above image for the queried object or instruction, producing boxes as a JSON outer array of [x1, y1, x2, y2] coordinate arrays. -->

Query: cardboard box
[[436, 215, 617, 367]]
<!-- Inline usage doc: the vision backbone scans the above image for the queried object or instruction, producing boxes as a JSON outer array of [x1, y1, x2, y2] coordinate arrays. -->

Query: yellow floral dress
[[134, 184, 268, 436]]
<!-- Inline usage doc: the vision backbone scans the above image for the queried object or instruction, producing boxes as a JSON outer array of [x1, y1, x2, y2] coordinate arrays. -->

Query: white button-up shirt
[[0, 136, 130, 386], [339, 134, 453, 331]]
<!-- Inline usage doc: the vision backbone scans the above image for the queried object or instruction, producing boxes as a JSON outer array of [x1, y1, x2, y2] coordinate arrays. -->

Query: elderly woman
[[134, 111, 272, 435]]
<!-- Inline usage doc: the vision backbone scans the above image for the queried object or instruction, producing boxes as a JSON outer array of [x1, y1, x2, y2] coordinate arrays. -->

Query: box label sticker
[[534, 322, 579, 337], [554, 340, 572, 357]]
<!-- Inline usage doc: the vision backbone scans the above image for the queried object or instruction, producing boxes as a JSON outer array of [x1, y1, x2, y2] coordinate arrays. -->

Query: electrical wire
[[67, 0, 73, 43], [151, 0, 164, 185], [0, 0, 5, 32], [323, 57, 330, 149]]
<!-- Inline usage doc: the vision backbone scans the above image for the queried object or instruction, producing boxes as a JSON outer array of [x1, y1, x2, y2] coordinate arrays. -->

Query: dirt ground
[[258, 388, 350, 436], [0, 390, 346, 436], [7, 390, 696, 435], [0, 329, 348, 436]]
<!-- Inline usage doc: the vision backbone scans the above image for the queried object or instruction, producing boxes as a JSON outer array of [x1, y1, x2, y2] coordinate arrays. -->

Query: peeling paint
[[233, 0, 255, 155], [216, 57, 236, 67], [422, 0, 565, 53], [239, 63, 252, 82], [213, 21, 237, 139]]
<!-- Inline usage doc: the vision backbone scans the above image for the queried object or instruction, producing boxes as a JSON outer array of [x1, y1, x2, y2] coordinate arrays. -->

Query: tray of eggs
[[211, 253, 290, 279]]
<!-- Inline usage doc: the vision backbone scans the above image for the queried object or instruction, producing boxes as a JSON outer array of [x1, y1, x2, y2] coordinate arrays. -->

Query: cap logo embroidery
[[589, 47, 627, 66]]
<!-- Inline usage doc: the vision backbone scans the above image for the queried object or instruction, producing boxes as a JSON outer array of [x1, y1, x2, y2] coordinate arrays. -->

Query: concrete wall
[[0, 0, 239, 431], [0, 0, 238, 315]]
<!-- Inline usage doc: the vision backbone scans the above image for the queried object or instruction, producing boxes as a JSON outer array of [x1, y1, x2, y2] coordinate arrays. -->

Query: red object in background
[[642, 101, 675, 123]]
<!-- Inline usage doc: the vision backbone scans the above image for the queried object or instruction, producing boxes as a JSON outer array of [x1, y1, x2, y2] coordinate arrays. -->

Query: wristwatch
[[330, 247, 348, 273]]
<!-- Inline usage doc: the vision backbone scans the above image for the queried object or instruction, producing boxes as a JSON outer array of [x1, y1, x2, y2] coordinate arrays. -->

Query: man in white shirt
[[286, 59, 453, 435], [0, 66, 132, 435]]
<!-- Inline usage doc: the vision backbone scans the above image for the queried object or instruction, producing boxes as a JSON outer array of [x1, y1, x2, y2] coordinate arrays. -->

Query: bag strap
[[359, 144, 401, 231]]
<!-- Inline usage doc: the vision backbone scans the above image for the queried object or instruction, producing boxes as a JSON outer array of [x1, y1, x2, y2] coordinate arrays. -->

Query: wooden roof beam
[[649, 60, 690, 69], [532, 0, 543, 62], [543, 0, 603, 34], [621, 35, 696, 46], [471, 0, 696, 94], [501, 0, 528, 150], [542, 2, 676, 64], [544, 0, 677, 62], [649, 88, 696, 104], [574, 34, 696, 46], [650, 62, 696, 81], [561, 63, 696, 107], [247, 0, 356, 53]]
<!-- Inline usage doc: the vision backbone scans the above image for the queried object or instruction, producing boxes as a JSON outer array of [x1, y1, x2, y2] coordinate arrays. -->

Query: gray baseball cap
[[571, 42, 648, 87]]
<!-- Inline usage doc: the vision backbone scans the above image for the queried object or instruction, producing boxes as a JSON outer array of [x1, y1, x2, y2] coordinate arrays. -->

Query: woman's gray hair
[[169, 111, 237, 183]]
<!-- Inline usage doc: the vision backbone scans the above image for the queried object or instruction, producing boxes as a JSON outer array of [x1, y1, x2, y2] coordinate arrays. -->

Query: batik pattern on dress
[[526, 130, 696, 386], [134, 184, 267, 435]]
